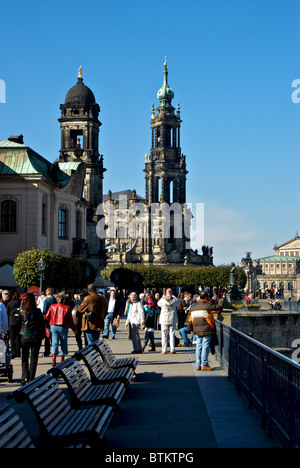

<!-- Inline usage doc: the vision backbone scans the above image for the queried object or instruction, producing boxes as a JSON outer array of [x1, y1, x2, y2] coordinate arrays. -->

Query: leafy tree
[[13, 248, 96, 291], [13, 248, 61, 290]]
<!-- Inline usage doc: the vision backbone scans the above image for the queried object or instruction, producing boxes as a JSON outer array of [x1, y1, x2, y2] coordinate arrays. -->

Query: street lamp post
[[37, 257, 46, 296]]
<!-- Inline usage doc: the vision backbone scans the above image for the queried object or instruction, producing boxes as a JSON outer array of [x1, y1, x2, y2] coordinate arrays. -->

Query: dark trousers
[[44, 320, 51, 356], [21, 337, 41, 382], [177, 313, 186, 330], [9, 325, 21, 358], [75, 323, 88, 350]]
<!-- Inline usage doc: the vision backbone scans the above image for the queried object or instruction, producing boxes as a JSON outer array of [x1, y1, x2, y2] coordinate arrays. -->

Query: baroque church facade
[[0, 61, 213, 286], [100, 60, 213, 268]]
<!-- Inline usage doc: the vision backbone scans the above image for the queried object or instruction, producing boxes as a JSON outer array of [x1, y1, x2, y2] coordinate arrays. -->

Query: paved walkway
[[0, 319, 277, 449]]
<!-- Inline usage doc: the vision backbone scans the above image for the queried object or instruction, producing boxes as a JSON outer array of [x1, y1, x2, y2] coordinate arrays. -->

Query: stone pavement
[[0, 319, 277, 449]]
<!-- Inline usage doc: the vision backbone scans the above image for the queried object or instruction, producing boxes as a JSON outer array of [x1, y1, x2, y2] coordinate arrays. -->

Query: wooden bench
[[93, 339, 138, 371], [74, 346, 134, 387], [48, 357, 125, 410], [10, 373, 114, 448], [0, 402, 35, 448]]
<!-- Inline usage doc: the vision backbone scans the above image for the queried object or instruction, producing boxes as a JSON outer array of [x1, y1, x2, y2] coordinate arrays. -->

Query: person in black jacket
[[7, 291, 22, 358], [20, 293, 45, 385]]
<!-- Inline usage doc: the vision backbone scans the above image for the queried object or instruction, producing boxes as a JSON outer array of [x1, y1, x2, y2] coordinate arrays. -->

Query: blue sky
[[0, 0, 299, 265]]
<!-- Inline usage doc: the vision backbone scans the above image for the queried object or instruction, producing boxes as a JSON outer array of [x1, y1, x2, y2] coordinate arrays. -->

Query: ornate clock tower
[[59, 67, 106, 270]]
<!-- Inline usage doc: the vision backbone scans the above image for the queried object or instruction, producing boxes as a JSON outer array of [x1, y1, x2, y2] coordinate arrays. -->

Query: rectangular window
[[1, 200, 16, 232], [59, 208, 67, 239], [42, 203, 47, 235]]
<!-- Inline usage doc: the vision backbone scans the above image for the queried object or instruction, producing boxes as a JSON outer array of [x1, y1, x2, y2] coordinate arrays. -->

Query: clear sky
[[0, 0, 299, 265]]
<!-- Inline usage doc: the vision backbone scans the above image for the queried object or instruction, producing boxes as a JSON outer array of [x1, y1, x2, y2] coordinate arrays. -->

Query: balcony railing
[[215, 319, 300, 448]]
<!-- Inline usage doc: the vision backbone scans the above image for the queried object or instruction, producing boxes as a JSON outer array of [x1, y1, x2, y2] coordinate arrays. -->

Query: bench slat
[[48, 357, 125, 409], [93, 339, 138, 370], [74, 346, 134, 387], [0, 402, 34, 448], [11, 374, 114, 448]]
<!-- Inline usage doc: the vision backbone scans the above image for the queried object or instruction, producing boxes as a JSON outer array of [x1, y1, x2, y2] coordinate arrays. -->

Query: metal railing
[[215, 319, 300, 448], [284, 301, 300, 312]]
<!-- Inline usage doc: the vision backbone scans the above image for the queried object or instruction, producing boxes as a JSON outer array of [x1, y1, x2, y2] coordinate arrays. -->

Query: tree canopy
[[100, 263, 246, 293], [13, 248, 96, 291]]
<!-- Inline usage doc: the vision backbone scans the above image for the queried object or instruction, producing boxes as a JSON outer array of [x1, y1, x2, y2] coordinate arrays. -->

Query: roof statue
[[78, 65, 82, 79]]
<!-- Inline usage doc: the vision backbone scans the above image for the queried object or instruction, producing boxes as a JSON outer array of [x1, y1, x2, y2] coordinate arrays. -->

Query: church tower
[[144, 58, 190, 263], [59, 67, 106, 271], [145, 58, 187, 206], [103, 59, 213, 267]]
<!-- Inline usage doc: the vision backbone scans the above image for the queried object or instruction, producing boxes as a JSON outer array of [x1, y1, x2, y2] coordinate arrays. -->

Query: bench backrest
[[74, 346, 107, 383], [49, 357, 92, 403], [0, 402, 35, 448], [93, 339, 115, 366], [13, 374, 71, 437]]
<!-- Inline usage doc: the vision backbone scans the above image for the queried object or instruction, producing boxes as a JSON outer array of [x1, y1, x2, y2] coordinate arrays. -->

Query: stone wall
[[219, 310, 300, 352]]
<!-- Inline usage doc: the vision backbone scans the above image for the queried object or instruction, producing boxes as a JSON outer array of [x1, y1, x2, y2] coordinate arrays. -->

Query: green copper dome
[[157, 58, 174, 105]]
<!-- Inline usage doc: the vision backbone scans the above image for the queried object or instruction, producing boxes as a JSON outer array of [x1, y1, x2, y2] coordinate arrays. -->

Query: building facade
[[0, 136, 87, 288], [242, 233, 300, 301]]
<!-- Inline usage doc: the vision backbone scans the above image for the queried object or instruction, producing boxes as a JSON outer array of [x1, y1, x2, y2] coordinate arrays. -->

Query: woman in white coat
[[158, 288, 179, 354], [125, 292, 145, 353]]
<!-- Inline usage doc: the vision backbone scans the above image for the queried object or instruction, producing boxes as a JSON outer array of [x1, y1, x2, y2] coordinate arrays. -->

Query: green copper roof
[[256, 255, 300, 262], [0, 140, 70, 187], [157, 58, 174, 106], [58, 161, 83, 176]]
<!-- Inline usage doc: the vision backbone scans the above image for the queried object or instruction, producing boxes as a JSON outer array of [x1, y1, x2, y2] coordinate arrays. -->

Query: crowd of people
[[0, 284, 225, 386]]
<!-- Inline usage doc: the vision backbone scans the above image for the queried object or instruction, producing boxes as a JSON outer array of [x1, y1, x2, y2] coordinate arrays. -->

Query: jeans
[[103, 313, 117, 339], [143, 329, 155, 345], [85, 330, 100, 346], [195, 335, 212, 368], [130, 323, 142, 353], [178, 327, 191, 346], [50, 325, 68, 356]]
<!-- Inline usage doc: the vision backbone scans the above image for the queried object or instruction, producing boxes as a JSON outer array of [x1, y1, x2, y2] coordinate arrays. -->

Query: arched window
[[1, 200, 17, 232], [58, 207, 68, 239]]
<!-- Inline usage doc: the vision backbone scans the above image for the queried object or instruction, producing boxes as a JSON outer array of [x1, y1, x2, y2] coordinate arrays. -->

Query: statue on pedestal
[[226, 263, 246, 303]]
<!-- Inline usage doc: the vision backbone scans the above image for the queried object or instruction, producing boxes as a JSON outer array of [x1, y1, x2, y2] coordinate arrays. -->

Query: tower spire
[[157, 57, 174, 107]]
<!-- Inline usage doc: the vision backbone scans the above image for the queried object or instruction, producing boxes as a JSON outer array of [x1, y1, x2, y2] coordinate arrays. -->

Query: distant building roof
[[0, 140, 70, 187], [256, 255, 300, 262], [103, 189, 144, 201]]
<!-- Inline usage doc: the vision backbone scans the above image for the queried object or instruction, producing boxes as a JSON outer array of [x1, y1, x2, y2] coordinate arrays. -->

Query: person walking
[[20, 293, 45, 385], [125, 292, 145, 354], [142, 290, 157, 352], [73, 292, 87, 350], [158, 288, 179, 354], [43, 288, 57, 357], [0, 300, 8, 335], [187, 291, 224, 371], [46, 292, 77, 367], [177, 293, 187, 330], [6, 291, 22, 358], [103, 289, 122, 339], [78, 284, 105, 345]]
